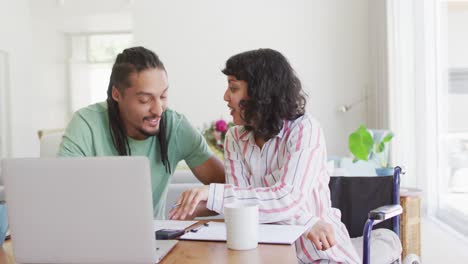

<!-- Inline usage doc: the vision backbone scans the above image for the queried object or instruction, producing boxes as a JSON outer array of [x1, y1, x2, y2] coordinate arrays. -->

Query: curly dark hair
[[106, 46, 171, 173], [222, 48, 307, 139]]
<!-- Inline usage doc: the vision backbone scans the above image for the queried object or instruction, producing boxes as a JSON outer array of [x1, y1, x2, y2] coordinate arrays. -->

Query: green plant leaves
[[376, 133, 394, 153], [348, 125, 374, 161], [348, 125, 394, 168]]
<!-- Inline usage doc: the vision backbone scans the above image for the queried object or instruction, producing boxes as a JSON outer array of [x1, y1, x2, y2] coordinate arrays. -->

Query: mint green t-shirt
[[58, 102, 212, 219]]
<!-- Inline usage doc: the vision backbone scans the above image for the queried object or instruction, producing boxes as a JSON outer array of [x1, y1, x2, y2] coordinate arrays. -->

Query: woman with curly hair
[[170, 48, 360, 263]]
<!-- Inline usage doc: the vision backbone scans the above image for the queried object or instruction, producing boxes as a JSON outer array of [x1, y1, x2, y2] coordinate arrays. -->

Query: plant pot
[[375, 167, 394, 176]]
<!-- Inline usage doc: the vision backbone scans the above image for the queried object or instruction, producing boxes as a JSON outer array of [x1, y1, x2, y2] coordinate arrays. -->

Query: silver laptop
[[2, 157, 177, 264]]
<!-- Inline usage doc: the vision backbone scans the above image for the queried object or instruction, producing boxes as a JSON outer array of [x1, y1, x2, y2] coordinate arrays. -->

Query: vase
[[375, 167, 394, 176], [208, 144, 224, 160]]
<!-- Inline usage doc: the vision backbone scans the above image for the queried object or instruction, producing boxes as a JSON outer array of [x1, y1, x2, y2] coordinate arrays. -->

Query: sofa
[[38, 129, 65, 158]]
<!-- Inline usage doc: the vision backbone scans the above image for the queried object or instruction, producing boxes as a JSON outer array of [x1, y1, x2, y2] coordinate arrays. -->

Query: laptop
[[1, 157, 177, 264]]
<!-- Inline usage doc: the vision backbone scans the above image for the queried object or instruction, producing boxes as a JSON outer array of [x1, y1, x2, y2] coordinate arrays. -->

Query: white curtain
[[386, 0, 444, 215]]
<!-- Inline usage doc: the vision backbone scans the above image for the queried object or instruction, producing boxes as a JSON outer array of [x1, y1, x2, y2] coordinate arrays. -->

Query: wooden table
[[160, 240, 297, 263], [0, 222, 297, 264]]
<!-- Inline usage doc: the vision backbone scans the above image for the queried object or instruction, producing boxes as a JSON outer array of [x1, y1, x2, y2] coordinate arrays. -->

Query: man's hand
[[168, 185, 209, 220], [305, 220, 336, 251]]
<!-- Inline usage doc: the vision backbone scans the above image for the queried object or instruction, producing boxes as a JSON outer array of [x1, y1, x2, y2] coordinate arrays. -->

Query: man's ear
[[111, 86, 122, 102]]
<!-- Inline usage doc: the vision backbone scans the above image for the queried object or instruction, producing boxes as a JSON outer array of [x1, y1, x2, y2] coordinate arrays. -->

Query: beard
[[138, 114, 162, 137], [138, 127, 159, 138]]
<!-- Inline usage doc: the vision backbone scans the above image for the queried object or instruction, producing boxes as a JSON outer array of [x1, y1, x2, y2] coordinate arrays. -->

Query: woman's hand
[[306, 220, 336, 251], [169, 185, 210, 220]]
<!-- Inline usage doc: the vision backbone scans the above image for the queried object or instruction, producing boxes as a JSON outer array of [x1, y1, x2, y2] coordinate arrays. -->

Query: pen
[[171, 203, 181, 209], [190, 223, 209, 233]]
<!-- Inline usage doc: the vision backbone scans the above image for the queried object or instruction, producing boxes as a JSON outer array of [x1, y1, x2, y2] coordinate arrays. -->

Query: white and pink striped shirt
[[207, 114, 360, 264]]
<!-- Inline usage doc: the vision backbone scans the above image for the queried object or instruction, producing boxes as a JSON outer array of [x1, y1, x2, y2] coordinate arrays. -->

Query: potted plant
[[348, 124, 394, 176]]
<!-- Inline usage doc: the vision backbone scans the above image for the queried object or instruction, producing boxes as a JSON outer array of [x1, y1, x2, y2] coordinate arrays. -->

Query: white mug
[[224, 202, 259, 250]]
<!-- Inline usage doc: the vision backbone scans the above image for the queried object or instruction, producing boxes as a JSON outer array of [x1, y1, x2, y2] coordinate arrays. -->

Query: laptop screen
[[2, 157, 161, 264]]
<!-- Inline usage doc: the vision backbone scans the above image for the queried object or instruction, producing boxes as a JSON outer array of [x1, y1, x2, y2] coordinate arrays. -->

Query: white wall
[[0, 0, 133, 158], [0, 0, 34, 157], [29, 0, 70, 135], [2, 0, 372, 157], [0, 51, 9, 157], [133, 0, 370, 156], [29, 0, 133, 131]]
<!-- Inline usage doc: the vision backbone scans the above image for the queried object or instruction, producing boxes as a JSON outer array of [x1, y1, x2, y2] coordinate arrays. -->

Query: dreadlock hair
[[222, 48, 307, 140], [106, 46, 171, 173]]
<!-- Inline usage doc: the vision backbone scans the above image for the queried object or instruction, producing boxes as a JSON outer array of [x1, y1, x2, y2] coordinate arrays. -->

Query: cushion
[[351, 228, 402, 264]]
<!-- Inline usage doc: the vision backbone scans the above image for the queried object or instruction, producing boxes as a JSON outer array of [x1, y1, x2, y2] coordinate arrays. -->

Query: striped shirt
[[206, 114, 360, 263]]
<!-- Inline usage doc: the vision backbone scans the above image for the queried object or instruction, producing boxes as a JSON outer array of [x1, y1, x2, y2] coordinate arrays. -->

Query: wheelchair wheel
[[403, 253, 422, 264]]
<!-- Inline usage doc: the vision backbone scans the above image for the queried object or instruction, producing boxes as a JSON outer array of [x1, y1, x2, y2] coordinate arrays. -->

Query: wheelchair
[[329, 167, 422, 264]]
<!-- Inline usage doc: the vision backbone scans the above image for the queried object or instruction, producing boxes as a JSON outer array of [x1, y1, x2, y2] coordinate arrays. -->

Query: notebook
[[180, 221, 307, 244], [2, 157, 177, 264]]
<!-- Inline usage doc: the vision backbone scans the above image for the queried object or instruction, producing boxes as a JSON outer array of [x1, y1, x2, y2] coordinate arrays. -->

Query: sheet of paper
[[180, 222, 307, 245], [153, 220, 197, 231]]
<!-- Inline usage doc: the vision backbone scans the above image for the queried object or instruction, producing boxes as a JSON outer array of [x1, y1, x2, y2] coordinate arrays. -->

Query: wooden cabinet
[[400, 188, 422, 260]]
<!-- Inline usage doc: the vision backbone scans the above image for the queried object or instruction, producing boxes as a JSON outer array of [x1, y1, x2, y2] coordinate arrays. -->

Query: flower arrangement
[[203, 119, 234, 157]]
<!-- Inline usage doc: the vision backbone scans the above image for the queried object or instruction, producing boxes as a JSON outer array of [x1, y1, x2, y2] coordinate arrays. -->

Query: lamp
[[337, 95, 369, 113]]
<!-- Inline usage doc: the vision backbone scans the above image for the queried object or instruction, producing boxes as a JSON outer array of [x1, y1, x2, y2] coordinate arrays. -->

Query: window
[[68, 32, 133, 112], [387, 0, 468, 237], [88, 34, 133, 63], [437, 3, 468, 234]]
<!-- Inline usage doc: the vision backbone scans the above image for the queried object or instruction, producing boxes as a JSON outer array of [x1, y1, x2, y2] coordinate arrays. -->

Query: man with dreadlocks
[[58, 46, 225, 219]]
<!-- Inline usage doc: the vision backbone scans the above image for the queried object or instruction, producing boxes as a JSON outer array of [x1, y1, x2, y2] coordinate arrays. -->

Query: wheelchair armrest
[[368, 204, 402, 221], [363, 205, 403, 264]]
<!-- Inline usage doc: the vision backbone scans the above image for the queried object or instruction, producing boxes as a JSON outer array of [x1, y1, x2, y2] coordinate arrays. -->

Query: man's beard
[[138, 128, 159, 138], [139, 114, 161, 138]]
